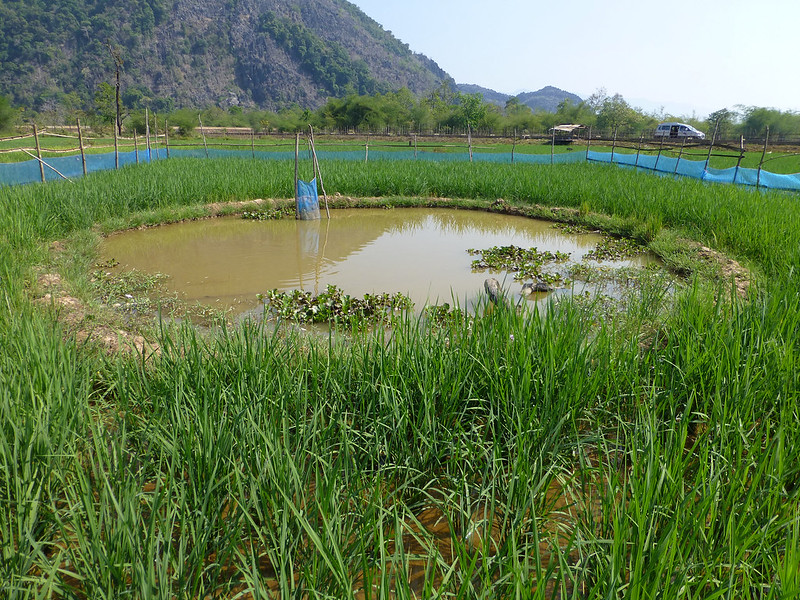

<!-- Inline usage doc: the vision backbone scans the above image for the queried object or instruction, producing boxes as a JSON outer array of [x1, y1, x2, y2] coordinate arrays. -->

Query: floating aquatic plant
[[240, 206, 294, 220], [584, 236, 648, 261], [467, 244, 569, 283], [258, 284, 413, 327]]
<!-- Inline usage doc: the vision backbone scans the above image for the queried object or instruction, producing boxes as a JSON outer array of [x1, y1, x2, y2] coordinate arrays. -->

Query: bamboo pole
[[153, 114, 159, 160], [294, 132, 300, 218], [134, 129, 139, 164], [309, 125, 330, 219], [414, 133, 417, 159], [114, 118, 119, 169], [733, 135, 744, 184], [199, 115, 209, 159], [704, 120, 719, 172], [673, 136, 686, 176], [34, 124, 45, 182], [634, 133, 643, 168], [365, 134, 369, 163], [21, 149, 73, 183], [77, 118, 87, 176], [468, 125, 473, 162], [164, 119, 170, 158], [251, 130, 255, 159], [610, 128, 618, 163], [145, 108, 151, 162], [585, 126, 591, 161], [511, 128, 516, 164], [757, 126, 769, 190], [654, 135, 665, 172], [550, 126, 555, 165]]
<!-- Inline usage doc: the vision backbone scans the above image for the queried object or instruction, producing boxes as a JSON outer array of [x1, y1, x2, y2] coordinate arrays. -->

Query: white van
[[655, 122, 706, 140]]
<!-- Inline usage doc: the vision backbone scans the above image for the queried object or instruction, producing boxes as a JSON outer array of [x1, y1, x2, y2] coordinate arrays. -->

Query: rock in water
[[484, 278, 502, 304]]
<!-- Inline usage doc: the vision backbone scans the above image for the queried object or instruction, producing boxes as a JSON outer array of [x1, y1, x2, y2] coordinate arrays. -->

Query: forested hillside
[[0, 0, 452, 112]]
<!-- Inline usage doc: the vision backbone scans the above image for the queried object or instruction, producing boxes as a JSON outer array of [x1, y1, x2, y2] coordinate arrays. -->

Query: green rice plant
[[1, 152, 799, 597]]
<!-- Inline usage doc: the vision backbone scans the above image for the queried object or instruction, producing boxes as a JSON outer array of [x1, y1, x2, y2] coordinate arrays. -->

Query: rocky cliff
[[0, 0, 453, 111]]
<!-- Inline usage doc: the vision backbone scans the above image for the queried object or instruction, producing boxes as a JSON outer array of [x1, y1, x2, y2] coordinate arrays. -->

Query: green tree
[[503, 97, 536, 134], [706, 108, 737, 139], [740, 107, 800, 137], [596, 93, 638, 133], [455, 92, 486, 131], [554, 99, 596, 127], [94, 81, 117, 124], [0, 95, 16, 132]]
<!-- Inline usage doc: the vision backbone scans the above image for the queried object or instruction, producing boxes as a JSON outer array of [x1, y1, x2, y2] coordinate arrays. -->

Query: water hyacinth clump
[[584, 235, 648, 261], [468, 244, 570, 284], [258, 284, 413, 326]]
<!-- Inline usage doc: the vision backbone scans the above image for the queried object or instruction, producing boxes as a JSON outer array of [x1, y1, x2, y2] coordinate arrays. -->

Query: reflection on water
[[100, 208, 653, 315]]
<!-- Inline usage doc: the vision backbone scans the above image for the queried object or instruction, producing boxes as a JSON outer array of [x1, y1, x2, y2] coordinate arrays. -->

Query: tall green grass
[[1, 158, 799, 597]]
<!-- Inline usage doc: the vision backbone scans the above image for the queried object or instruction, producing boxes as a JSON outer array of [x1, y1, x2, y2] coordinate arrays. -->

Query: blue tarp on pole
[[296, 177, 320, 220]]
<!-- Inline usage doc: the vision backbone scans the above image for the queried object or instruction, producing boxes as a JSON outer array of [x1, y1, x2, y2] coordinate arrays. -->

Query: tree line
[[1, 85, 799, 141]]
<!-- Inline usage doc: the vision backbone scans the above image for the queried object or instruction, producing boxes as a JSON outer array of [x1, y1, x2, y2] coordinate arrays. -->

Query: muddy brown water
[[100, 208, 652, 317]]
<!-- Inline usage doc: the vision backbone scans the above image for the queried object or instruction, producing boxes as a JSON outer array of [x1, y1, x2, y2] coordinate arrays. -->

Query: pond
[[100, 208, 655, 317]]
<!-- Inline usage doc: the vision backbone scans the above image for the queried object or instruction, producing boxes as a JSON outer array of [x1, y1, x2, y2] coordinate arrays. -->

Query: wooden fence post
[[634, 133, 643, 168], [294, 132, 300, 216], [77, 118, 87, 176], [757, 126, 769, 190], [654, 135, 665, 172], [674, 136, 686, 176], [585, 126, 591, 161], [511, 128, 516, 165], [309, 125, 329, 219], [34, 124, 45, 182], [704, 121, 719, 172], [114, 119, 119, 169], [153, 114, 160, 159], [165, 119, 170, 158], [610, 128, 618, 164], [199, 115, 209, 158], [145, 108, 151, 162], [733, 135, 744, 184]]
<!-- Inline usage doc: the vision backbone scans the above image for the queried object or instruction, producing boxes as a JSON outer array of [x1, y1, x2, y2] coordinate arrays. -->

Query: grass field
[[1, 158, 799, 598], [3, 130, 800, 174]]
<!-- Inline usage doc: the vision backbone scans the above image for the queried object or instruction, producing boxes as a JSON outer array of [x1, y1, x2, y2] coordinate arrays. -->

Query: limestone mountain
[[0, 0, 453, 112]]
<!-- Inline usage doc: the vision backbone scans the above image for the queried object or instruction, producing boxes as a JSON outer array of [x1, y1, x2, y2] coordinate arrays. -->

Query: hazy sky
[[347, 0, 800, 118]]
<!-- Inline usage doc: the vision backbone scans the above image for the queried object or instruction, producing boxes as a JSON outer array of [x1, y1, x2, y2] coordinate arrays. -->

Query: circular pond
[[100, 208, 654, 316]]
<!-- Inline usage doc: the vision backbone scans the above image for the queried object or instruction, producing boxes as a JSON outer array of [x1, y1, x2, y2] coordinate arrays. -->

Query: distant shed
[[549, 124, 585, 144]]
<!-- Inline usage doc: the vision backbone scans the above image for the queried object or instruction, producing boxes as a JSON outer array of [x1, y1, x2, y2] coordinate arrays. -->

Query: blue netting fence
[[2, 144, 799, 192]]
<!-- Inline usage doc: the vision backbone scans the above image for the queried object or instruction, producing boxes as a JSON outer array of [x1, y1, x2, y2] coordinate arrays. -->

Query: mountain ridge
[[457, 84, 583, 112], [0, 0, 453, 112]]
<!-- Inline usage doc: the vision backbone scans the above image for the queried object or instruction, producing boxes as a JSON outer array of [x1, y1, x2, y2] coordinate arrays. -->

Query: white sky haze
[[347, 0, 800, 118]]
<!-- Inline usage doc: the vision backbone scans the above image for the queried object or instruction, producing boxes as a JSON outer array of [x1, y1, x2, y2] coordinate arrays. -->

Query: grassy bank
[[1, 158, 799, 598]]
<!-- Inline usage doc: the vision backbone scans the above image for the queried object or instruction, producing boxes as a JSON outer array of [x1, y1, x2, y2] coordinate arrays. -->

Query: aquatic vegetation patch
[[584, 235, 648, 261], [468, 244, 570, 284], [258, 284, 413, 327], [91, 263, 173, 313], [240, 206, 295, 220], [552, 222, 599, 235]]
